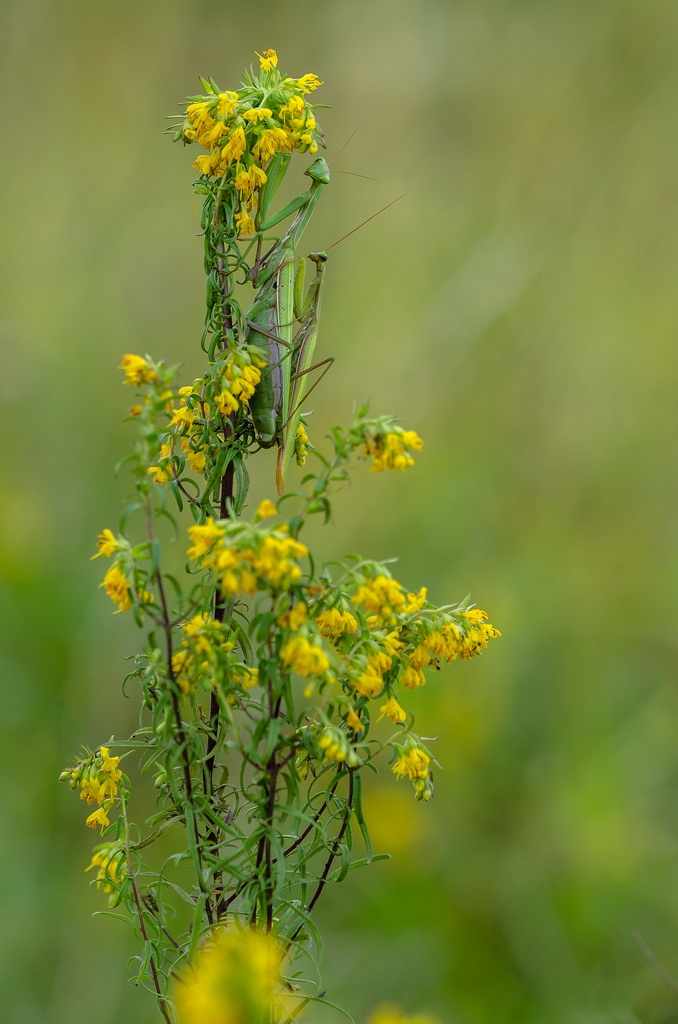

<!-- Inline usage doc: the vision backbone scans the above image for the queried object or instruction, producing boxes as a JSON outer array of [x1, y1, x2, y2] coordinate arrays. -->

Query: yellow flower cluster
[[187, 519, 309, 596], [317, 725, 355, 764], [63, 747, 123, 832], [173, 926, 280, 1024], [230, 665, 259, 690], [353, 649, 393, 698], [277, 600, 308, 631], [405, 611, 501, 683], [315, 606, 358, 639], [148, 353, 265, 485], [280, 635, 330, 677], [379, 695, 407, 724], [460, 607, 502, 656], [363, 429, 423, 473], [255, 498, 277, 520], [214, 353, 264, 415], [86, 843, 126, 900], [294, 421, 309, 465], [119, 353, 158, 386], [178, 49, 322, 235], [170, 614, 214, 694], [392, 744, 433, 801], [352, 574, 407, 626], [100, 563, 132, 612]]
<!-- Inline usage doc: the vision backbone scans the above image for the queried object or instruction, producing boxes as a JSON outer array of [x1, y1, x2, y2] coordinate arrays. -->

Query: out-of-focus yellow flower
[[100, 563, 132, 612], [280, 635, 330, 677], [255, 499, 277, 520], [119, 353, 158, 386], [173, 926, 280, 1024]]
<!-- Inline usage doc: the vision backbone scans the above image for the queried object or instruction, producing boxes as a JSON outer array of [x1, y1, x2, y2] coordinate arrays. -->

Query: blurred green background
[[3, 0, 678, 1021]]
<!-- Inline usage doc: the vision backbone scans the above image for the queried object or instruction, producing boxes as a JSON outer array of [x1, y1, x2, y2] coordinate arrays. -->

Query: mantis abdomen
[[247, 299, 284, 448]]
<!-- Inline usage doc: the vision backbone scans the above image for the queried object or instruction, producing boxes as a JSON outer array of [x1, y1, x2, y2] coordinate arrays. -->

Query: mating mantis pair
[[245, 156, 332, 493]]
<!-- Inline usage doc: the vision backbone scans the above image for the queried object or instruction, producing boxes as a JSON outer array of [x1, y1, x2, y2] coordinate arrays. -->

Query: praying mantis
[[247, 156, 331, 494], [244, 153, 399, 494]]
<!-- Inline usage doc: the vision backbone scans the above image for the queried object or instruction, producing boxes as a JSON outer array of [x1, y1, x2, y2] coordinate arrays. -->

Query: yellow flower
[[363, 429, 423, 473], [401, 430, 423, 450], [280, 95, 305, 119], [352, 574, 406, 626], [255, 499, 277, 520], [170, 404, 196, 429], [92, 528, 118, 559], [379, 696, 407, 723], [347, 706, 363, 734], [234, 666, 259, 689], [252, 127, 290, 163], [392, 746, 433, 800], [99, 747, 122, 784], [193, 149, 222, 176], [404, 587, 427, 613], [86, 843, 126, 897], [182, 613, 213, 655], [172, 649, 195, 695], [288, 602, 308, 631], [235, 209, 255, 237], [242, 107, 272, 124], [257, 48, 278, 71], [148, 464, 170, 484], [252, 534, 308, 589], [216, 91, 238, 118], [379, 629, 405, 658], [173, 926, 280, 1024], [87, 843, 125, 893], [100, 563, 132, 612], [459, 608, 501, 658], [186, 445, 207, 474], [294, 421, 309, 465], [207, 119, 229, 145], [186, 101, 213, 129], [280, 636, 330, 677], [228, 360, 262, 401], [318, 727, 347, 763], [86, 805, 111, 832], [392, 747, 430, 781], [221, 125, 246, 163], [354, 663, 383, 699], [234, 167, 254, 194], [297, 73, 322, 94], [148, 442, 172, 485], [369, 650, 392, 675], [315, 607, 358, 638], [187, 518, 225, 560], [119, 353, 158, 386], [402, 664, 426, 689], [215, 387, 240, 415]]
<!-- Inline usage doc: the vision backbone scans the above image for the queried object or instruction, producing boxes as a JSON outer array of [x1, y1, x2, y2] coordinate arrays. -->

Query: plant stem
[[287, 768, 355, 948]]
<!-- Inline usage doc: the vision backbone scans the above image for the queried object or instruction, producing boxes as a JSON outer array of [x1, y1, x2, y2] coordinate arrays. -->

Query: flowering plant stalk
[[60, 50, 500, 1024]]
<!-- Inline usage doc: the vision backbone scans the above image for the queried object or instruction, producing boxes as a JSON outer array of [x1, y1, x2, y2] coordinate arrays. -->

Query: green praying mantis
[[246, 156, 332, 494], [244, 152, 400, 494]]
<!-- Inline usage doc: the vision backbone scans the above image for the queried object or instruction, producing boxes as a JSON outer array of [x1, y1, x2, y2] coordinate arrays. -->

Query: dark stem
[[288, 768, 355, 948], [129, 874, 172, 1024], [142, 894, 183, 952], [282, 774, 342, 858], [250, 675, 280, 930], [154, 566, 214, 926]]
